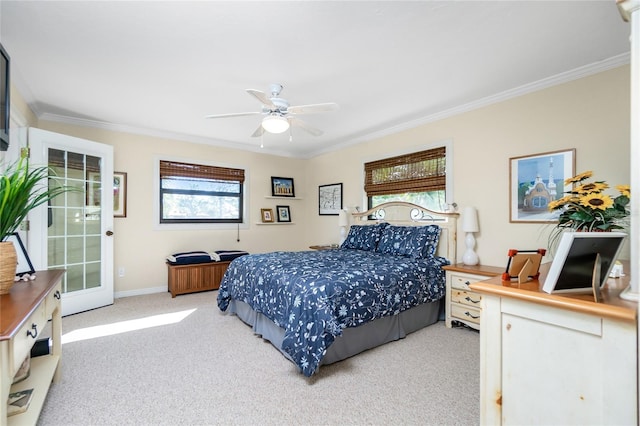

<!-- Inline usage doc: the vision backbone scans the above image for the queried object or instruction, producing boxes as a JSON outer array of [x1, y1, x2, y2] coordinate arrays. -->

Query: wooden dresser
[[1, 270, 64, 426], [470, 264, 637, 425]]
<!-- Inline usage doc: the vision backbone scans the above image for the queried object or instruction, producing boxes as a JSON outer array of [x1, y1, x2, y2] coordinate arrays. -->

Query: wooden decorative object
[[502, 249, 546, 283]]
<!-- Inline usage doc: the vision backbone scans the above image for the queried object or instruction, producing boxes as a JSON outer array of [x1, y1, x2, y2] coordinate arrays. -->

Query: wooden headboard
[[351, 201, 459, 262]]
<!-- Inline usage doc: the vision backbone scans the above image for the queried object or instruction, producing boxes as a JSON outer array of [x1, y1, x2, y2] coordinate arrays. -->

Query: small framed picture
[[509, 149, 575, 223], [271, 176, 295, 197], [319, 183, 343, 215], [276, 205, 291, 223], [7, 233, 35, 276], [113, 171, 127, 218], [261, 208, 274, 223]]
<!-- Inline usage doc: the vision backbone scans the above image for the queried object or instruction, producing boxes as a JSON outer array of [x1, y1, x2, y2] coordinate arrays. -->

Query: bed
[[217, 202, 459, 376]]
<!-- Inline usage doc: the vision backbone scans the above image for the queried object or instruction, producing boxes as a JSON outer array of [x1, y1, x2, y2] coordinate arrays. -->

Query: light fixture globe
[[262, 114, 290, 134]]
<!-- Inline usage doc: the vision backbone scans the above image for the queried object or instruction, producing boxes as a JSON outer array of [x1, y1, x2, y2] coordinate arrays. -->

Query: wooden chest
[[166, 261, 230, 297]]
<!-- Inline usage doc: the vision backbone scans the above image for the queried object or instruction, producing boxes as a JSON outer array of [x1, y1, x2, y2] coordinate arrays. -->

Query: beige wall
[[306, 65, 630, 267], [9, 64, 630, 295], [32, 122, 309, 295]]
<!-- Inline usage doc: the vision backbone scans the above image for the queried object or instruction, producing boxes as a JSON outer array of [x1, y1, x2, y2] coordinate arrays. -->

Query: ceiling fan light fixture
[[262, 115, 290, 134]]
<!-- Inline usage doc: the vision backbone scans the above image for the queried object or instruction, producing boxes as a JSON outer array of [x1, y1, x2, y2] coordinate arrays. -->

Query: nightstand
[[309, 245, 339, 250], [442, 264, 503, 330]]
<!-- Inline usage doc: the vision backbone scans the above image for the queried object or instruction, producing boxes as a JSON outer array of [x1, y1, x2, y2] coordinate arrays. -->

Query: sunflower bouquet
[[547, 171, 630, 247]]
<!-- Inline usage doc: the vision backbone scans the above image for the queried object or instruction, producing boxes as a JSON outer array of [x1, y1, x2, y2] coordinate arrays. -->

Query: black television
[[0, 42, 9, 151], [542, 231, 626, 294]]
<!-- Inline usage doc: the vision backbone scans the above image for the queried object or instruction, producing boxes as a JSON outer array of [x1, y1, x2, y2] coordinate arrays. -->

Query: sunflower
[[579, 193, 614, 211], [547, 195, 577, 210], [616, 185, 631, 198], [574, 181, 609, 195], [564, 170, 592, 185]]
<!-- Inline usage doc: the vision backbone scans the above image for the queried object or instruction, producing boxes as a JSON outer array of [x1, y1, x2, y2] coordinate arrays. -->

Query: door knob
[[106, 230, 114, 236]]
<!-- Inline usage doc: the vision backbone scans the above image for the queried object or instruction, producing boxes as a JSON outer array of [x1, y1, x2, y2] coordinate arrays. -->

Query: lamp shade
[[262, 115, 290, 134], [338, 209, 349, 227], [462, 207, 479, 233]]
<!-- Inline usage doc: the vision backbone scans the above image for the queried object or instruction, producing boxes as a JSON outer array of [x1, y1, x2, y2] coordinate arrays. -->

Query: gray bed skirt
[[227, 299, 441, 367]]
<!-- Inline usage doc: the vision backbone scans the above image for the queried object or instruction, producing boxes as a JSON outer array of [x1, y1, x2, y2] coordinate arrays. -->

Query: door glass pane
[[48, 148, 102, 295], [49, 208, 65, 236], [67, 237, 84, 264], [48, 237, 65, 266], [66, 264, 85, 292], [86, 262, 101, 289]]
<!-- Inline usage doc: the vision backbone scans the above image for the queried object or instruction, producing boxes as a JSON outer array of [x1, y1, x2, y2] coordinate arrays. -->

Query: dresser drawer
[[10, 302, 47, 375], [451, 303, 481, 325], [45, 279, 63, 317], [449, 273, 481, 291], [451, 289, 482, 307]]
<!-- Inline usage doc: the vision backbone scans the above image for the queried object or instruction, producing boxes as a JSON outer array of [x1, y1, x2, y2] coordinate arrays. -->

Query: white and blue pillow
[[376, 225, 441, 258], [340, 223, 388, 251]]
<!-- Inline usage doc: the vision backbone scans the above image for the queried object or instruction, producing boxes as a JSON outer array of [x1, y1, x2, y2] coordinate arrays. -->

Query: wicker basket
[[0, 241, 18, 295]]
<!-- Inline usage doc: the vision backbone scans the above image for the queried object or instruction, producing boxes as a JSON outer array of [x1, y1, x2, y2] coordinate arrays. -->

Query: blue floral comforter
[[217, 249, 449, 376]]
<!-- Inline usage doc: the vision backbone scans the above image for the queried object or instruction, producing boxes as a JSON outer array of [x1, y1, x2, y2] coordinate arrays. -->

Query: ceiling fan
[[205, 83, 339, 137]]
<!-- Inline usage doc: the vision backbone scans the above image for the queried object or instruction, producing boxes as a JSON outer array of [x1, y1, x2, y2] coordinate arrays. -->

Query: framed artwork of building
[[509, 148, 575, 223]]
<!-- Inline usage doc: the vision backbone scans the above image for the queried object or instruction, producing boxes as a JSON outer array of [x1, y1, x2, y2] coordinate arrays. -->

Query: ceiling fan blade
[[287, 102, 339, 115], [246, 89, 276, 108], [205, 112, 261, 119], [289, 117, 323, 136], [251, 124, 265, 138]]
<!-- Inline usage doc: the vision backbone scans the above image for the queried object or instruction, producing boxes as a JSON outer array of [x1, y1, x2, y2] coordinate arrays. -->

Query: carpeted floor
[[37, 291, 479, 425]]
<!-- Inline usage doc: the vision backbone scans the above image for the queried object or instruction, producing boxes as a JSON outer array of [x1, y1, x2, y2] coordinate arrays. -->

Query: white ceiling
[[0, 1, 631, 159]]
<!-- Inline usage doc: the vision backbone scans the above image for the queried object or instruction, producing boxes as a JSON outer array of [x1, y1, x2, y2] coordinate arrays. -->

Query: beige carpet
[[37, 291, 479, 425]]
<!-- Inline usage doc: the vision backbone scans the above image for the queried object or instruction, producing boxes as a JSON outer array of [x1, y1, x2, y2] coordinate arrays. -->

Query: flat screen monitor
[[542, 231, 626, 294]]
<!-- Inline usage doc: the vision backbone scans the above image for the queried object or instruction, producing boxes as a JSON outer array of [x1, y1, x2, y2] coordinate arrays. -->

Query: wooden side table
[[309, 245, 339, 250], [442, 263, 503, 330]]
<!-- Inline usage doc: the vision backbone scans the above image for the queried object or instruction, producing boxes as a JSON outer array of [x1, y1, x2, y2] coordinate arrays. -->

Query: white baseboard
[[115, 286, 167, 299]]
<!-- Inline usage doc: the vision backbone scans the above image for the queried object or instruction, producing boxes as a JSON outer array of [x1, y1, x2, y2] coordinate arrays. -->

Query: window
[[364, 146, 447, 211], [159, 160, 244, 224]]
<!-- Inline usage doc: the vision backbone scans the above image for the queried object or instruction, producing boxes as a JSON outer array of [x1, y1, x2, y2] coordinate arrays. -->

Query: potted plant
[[0, 157, 71, 294], [547, 170, 630, 251]]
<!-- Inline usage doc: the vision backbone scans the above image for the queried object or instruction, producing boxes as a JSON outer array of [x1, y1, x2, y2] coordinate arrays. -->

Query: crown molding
[[35, 53, 630, 159], [308, 53, 631, 158]]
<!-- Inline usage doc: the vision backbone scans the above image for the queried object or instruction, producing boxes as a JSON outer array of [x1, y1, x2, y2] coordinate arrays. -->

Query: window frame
[[361, 141, 454, 212], [154, 157, 249, 230]]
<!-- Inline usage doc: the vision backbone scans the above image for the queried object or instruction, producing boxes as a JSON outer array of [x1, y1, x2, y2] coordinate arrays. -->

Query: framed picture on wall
[[319, 183, 343, 215], [114, 171, 127, 218], [276, 205, 291, 222], [509, 148, 575, 223], [271, 177, 295, 197], [261, 208, 274, 223]]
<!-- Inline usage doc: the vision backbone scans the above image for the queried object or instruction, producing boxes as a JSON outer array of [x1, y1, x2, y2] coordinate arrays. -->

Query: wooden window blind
[[364, 147, 446, 196], [160, 160, 245, 183]]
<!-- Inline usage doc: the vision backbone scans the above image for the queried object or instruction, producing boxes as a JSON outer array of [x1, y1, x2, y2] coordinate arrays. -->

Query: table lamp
[[462, 206, 479, 265], [338, 209, 349, 245]]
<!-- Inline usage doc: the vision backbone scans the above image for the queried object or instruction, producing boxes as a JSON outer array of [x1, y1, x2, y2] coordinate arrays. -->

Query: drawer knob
[[465, 296, 480, 304], [54, 290, 61, 300], [464, 311, 480, 319], [27, 323, 38, 339]]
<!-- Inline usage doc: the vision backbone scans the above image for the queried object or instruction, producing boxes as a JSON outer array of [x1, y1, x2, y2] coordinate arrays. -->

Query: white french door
[[28, 128, 114, 316]]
